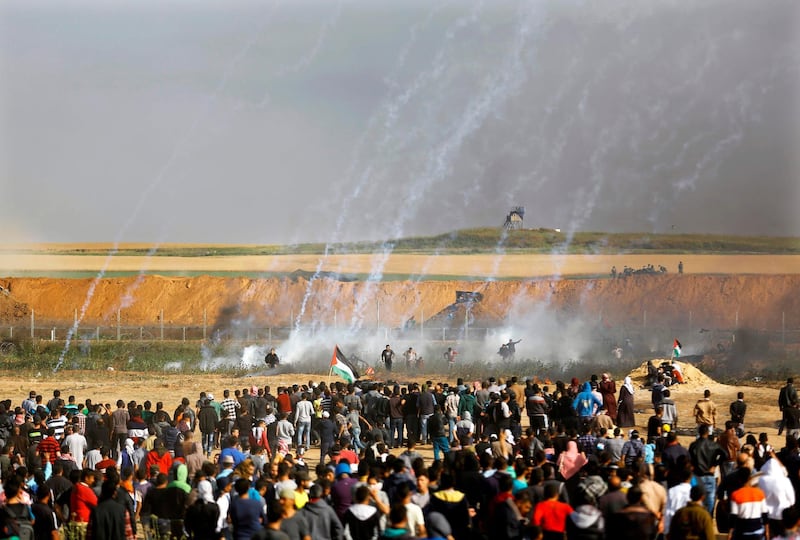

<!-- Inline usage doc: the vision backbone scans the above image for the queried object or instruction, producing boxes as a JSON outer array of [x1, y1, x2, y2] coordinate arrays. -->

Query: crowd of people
[[0, 370, 797, 540], [609, 265, 672, 278]]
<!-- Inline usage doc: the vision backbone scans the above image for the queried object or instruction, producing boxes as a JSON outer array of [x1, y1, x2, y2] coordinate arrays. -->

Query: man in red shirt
[[144, 440, 174, 475], [532, 483, 574, 540], [70, 469, 98, 522], [37, 428, 61, 465], [277, 387, 292, 416]]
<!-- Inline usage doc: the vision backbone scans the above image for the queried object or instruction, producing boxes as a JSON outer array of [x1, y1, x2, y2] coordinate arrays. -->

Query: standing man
[[110, 400, 129, 460], [402, 385, 420, 445], [317, 411, 336, 465], [417, 384, 436, 445], [778, 378, 798, 435], [198, 397, 218, 458], [728, 468, 769, 540], [505, 339, 521, 360], [729, 392, 747, 437], [693, 390, 717, 434], [403, 348, 417, 371], [660, 389, 678, 431], [294, 393, 314, 452], [389, 388, 404, 449], [443, 348, 457, 371], [381, 345, 395, 373], [688, 425, 726, 516], [444, 389, 460, 444], [265, 348, 280, 369]]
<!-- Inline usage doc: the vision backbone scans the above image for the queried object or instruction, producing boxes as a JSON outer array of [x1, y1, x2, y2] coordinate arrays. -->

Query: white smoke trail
[[347, 1, 548, 327], [278, 0, 343, 76], [292, 0, 485, 329], [53, 8, 277, 372]]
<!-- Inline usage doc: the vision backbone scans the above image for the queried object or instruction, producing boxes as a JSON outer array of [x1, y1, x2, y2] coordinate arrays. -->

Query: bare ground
[[0, 363, 783, 465]]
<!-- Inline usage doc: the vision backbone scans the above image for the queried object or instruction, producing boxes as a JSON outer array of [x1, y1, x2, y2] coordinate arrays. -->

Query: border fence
[[2, 307, 799, 353]]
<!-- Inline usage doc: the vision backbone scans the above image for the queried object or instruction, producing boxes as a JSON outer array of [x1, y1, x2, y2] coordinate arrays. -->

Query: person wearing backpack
[[621, 430, 644, 468], [0, 476, 35, 540]]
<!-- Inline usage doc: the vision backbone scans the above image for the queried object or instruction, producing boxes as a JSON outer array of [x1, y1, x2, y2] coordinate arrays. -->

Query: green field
[[7, 229, 800, 257]]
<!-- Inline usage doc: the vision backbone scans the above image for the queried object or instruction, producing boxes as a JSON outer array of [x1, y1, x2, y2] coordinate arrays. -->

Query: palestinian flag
[[673, 339, 682, 359], [330, 345, 359, 383]]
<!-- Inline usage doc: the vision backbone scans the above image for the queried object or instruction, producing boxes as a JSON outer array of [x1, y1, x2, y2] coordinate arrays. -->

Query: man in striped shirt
[[46, 409, 67, 441], [220, 389, 239, 421], [729, 467, 769, 539]]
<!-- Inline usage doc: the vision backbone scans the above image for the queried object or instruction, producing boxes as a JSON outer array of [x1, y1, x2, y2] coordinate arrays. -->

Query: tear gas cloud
[[2, 0, 797, 372], [0, 0, 797, 244]]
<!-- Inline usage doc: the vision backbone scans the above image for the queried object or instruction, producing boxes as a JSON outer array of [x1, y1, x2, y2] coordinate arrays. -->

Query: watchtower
[[503, 206, 525, 230]]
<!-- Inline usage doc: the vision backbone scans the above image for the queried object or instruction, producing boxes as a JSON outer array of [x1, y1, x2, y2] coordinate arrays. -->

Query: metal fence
[[4, 321, 800, 352]]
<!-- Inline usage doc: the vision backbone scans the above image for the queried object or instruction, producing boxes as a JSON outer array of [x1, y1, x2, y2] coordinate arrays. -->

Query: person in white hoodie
[[663, 466, 693, 535], [758, 455, 796, 538]]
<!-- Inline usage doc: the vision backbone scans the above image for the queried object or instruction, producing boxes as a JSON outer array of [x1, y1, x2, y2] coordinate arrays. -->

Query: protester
[[3, 364, 800, 540]]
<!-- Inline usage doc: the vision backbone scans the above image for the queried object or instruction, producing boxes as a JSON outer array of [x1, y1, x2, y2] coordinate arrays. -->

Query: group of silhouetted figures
[[497, 338, 521, 361], [610, 263, 674, 278]]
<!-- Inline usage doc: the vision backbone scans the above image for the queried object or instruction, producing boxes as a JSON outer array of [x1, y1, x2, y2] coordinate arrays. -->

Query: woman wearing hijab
[[599, 373, 618, 421], [557, 440, 588, 481], [117, 437, 136, 472], [616, 376, 636, 427]]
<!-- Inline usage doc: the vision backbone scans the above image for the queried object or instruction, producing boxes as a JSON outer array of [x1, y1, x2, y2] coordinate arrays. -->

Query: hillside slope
[[1, 274, 797, 331]]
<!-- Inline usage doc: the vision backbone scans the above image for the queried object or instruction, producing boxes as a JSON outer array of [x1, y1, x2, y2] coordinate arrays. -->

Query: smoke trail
[[53, 7, 278, 372], [117, 243, 160, 311], [292, 1, 484, 330], [278, 0, 343, 76], [347, 1, 548, 327], [383, 0, 454, 91]]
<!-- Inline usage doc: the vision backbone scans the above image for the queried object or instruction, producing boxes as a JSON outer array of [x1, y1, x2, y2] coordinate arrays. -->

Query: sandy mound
[[0, 288, 28, 324], [627, 359, 718, 391]]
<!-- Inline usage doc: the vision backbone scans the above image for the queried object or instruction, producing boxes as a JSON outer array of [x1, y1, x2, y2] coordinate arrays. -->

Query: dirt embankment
[[0, 274, 797, 331]]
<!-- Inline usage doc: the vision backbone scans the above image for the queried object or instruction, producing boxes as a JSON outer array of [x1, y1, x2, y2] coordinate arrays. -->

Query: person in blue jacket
[[572, 382, 603, 426]]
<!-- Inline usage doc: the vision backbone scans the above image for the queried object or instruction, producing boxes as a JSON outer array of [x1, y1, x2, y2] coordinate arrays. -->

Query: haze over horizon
[[1, 0, 798, 246]]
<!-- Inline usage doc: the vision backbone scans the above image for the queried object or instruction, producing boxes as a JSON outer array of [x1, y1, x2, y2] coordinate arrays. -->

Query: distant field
[[3, 228, 800, 257], [1, 251, 799, 279]]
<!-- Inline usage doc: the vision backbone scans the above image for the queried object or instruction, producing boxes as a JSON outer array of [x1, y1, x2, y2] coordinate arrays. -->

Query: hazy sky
[[1, 0, 798, 244]]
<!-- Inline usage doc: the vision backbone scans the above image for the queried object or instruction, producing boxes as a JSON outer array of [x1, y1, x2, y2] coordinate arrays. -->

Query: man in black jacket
[[88, 478, 127, 540], [688, 425, 726, 516], [198, 398, 218, 457]]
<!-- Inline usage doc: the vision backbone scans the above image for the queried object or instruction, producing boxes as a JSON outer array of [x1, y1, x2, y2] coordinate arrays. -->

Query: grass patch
[[7, 229, 800, 257]]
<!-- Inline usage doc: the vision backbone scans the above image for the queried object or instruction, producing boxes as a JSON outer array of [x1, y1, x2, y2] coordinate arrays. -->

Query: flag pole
[[329, 345, 336, 386]]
